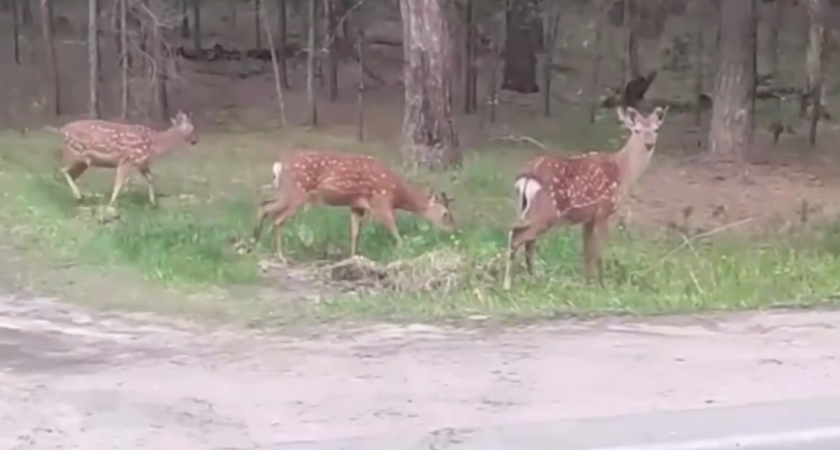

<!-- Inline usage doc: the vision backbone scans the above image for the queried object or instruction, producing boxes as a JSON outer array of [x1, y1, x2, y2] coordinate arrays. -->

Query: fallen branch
[[489, 134, 547, 149]]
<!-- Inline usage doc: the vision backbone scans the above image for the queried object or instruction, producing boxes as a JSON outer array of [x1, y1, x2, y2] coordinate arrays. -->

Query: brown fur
[[51, 111, 198, 207], [251, 150, 456, 261], [503, 106, 667, 289]]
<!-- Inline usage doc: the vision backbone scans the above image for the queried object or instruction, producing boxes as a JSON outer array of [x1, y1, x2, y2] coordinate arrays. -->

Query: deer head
[[423, 189, 457, 232], [617, 106, 667, 154], [170, 110, 198, 145]]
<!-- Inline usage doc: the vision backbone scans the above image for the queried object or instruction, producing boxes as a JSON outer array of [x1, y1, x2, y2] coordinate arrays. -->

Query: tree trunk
[[254, 0, 262, 49], [277, 0, 289, 89], [12, 0, 20, 64], [462, 0, 477, 114], [22, 0, 32, 26], [40, 0, 61, 116], [88, 0, 100, 118], [181, 0, 189, 38], [324, 0, 338, 101], [768, 0, 784, 122], [806, 0, 826, 147], [707, 0, 756, 160], [120, 0, 129, 119], [400, 0, 461, 169], [306, 0, 318, 125], [191, 0, 201, 51], [501, 0, 540, 94]]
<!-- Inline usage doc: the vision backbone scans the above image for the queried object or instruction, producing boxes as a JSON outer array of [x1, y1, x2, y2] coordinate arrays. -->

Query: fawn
[[47, 111, 198, 208], [250, 150, 457, 262], [503, 106, 667, 290]]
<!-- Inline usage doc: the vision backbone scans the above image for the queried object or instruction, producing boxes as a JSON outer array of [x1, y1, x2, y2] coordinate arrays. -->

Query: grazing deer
[[47, 111, 198, 208], [250, 150, 456, 262], [503, 106, 667, 290]]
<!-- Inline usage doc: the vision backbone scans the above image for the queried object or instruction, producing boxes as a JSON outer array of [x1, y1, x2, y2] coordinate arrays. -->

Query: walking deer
[[251, 150, 457, 262], [47, 111, 198, 208], [503, 106, 667, 290]]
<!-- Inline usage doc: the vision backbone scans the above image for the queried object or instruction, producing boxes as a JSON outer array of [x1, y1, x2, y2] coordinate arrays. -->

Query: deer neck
[[393, 180, 432, 216], [613, 133, 654, 191], [151, 126, 188, 156]]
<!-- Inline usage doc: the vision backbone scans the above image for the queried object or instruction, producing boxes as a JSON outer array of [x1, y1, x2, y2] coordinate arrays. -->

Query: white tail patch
[[514, 176, 542, 219], [271, 162, 283, 188]]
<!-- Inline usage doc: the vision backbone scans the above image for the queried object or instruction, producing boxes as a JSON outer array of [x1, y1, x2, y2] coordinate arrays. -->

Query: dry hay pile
[[321, 249, 483, 294]]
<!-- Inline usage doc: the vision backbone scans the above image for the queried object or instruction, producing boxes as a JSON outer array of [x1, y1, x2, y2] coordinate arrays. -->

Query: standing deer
[[47, 111, 198, 208], [503, 106, 667, 290], [251, 150, 457, 262]]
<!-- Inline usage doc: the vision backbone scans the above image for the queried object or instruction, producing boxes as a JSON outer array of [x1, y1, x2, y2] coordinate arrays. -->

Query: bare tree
[[88, 0, 101, 118], [707, 0, 756, 161], [324, 0, 338, 101], [400, 0, 460, 169], [623, 0, 640, 81], [542, 4, 561, 117], [768, 0, 785, 123], [461, 0, 477, 114], [277, 0, 289, 89], [190, 0, 201, 51], [692, 0, 706, 127], [40, 0, 62, 116], [805, 0, 826, 147], [356, 29, 365, 142], [261, 0, 287, 126], [22, 0, 32, 26], [306, 0, 319, 125], [588, 1, 605, 124], [120, 0, 129, 119], [502, 0, 540, 93], [254, 0, 262, 49], [12, 0, 21, 64]]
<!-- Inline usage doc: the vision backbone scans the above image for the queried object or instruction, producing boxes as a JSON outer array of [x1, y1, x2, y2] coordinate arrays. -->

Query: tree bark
[[40, 0, 62, 116], [191, 0, 201, 51], [806, 0, 826, 147], [306, 0, 318, 125], [707, 0, 755, 160], [277, 0, 289, 89], [12, 0, 21, 64], [88, 0, 100, 118], [501, 0, 540, 94], [400, 0, 461, 169]]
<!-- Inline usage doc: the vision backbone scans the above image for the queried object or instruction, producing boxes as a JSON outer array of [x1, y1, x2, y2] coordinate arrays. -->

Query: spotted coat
[[518, 152, 623, 224]]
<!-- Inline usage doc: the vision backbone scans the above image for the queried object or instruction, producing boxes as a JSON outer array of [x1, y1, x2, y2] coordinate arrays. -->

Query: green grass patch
[[1, 124, 839, 325]]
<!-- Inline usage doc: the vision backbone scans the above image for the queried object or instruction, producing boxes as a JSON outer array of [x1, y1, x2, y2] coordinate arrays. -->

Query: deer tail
[[513, 175, 543, 219], [271, 161, 283, 188]]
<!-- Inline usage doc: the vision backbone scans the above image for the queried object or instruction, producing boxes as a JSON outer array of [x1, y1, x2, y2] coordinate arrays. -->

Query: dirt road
[[1, 293, 839, 449]]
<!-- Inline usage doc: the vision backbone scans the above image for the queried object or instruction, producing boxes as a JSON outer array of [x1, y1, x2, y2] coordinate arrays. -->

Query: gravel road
[[2, 294, 839, 449]]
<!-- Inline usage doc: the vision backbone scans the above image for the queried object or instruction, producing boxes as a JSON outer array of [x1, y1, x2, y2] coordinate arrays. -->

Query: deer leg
[[61, 161, 88, 201], [524, 240, 537, 276], [349, 208, 366, 257], [106, 164, 131, 208], [369, 207, 402, 247], [251, 197, 286, 245], [271, 203, 305, 263], [582, 221, 603, 285], [592, 219, 611, 287], [138, 166, 157, 206]]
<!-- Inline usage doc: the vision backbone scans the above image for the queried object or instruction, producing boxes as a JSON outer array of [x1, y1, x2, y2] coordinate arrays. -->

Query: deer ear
[[439, 192, 453, 205], [652, 106, 668, 124]]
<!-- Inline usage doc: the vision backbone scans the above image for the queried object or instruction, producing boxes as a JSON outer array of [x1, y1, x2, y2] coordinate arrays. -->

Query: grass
[[1, 117, 840, 326]]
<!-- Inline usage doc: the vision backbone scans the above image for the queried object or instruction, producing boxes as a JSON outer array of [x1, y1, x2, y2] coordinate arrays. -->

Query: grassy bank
[[1, 125, 839, 325]]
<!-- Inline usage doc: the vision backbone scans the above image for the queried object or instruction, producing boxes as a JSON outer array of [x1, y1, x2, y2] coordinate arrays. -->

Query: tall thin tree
[[306, 0, 318, 125], [40, 0, 62, 116], [88, 0, 100, 118]]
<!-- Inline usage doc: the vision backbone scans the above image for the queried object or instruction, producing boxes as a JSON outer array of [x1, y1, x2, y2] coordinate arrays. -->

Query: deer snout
[[188, 135, 199, 145], [645, 143, 655, 152]]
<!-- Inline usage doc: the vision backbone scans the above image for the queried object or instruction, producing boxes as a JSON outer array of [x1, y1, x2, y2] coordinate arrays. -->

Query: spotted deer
[[503, 106, 667, 290], [47, 111, 198, 208], [251, 150, 457, 262]]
